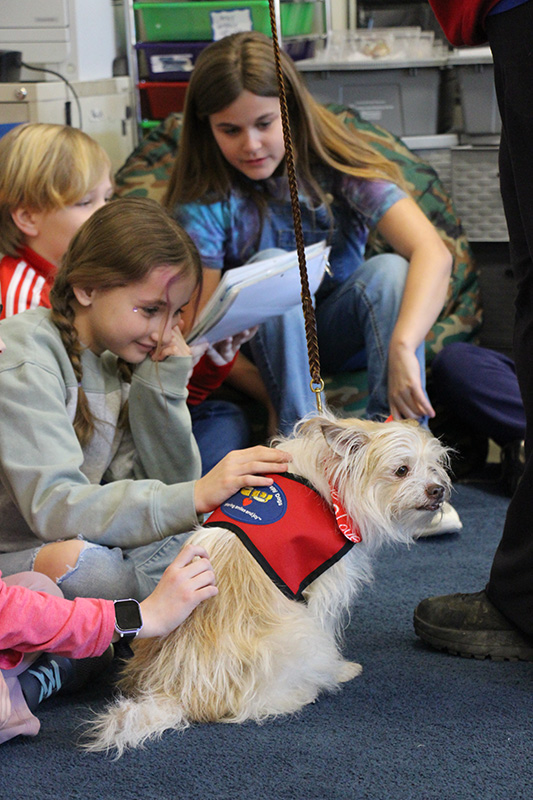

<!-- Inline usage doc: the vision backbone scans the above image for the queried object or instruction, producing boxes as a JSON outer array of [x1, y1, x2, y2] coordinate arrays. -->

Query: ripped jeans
[[0, 532, 195, 601]]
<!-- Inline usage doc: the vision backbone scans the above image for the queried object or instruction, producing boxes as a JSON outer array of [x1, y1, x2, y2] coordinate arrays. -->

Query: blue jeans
[[0, 533, 195, 602], [248, 252, 427, 425], [58, 534, 196, 601], [243, 247, 318, 433], [316, 253, 426, 419], [190, 398, 251, 475], [246, 304, 318, 434]]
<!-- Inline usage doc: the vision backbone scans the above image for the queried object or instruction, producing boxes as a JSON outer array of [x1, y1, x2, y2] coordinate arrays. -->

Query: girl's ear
[[11, 207, 40, 238], [72, 286, 95, 307]]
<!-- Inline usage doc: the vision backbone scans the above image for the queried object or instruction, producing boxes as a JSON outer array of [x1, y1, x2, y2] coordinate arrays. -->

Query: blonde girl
[[0, 198, 291, 600], [165, 31, 453, 429]]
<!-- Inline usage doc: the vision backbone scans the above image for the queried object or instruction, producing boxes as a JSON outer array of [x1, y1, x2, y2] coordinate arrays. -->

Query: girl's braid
[[50, 285, 94, 448]]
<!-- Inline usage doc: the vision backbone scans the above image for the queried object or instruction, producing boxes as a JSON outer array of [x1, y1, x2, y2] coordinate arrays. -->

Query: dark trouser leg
[[431, 342, 525, 446], [485, 2, 533, 637]]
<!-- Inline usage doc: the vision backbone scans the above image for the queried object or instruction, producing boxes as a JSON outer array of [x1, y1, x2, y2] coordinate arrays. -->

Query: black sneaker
[[414, 590, 533, 661], [19, 646, 114, 711], [19, 654, 76, 711]]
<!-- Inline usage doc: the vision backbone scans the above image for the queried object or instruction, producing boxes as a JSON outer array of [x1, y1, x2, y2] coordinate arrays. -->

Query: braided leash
[[266, 5, 324, 412]]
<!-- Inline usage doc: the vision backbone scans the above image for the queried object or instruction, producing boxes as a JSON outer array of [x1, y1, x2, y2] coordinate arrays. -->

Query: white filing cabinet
[[0, 76, 135, 172]]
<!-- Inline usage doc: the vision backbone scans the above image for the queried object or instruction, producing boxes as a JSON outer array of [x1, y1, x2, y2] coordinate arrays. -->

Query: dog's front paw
[[337, 661, 362, 682]]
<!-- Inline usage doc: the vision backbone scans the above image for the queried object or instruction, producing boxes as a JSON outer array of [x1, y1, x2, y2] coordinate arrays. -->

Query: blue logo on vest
[[220, 482, 287, 525]]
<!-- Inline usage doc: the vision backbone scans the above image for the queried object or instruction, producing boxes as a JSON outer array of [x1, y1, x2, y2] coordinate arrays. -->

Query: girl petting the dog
[[0, 198, 292, 602], [0, 544, 217, 743], [165, 31, 453, 433]]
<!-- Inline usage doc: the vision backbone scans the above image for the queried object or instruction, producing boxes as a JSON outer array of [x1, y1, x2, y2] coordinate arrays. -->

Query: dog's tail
[[81, 693, 190, 757]]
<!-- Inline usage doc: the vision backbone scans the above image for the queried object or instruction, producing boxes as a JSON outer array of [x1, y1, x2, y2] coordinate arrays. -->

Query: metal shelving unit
[[124, 0, 331, 144]]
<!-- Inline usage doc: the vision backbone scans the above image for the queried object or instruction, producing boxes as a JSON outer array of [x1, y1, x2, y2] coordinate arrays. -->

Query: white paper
[[187, 241, 329, 345]]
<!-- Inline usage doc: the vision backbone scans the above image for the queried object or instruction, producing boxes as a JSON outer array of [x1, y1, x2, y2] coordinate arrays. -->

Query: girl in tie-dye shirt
[[165, 32, 452, 434]]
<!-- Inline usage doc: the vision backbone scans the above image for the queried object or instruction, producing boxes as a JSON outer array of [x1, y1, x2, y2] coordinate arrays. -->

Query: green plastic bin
[[280, 2, 314, 37], [134, 1, 314, 41]]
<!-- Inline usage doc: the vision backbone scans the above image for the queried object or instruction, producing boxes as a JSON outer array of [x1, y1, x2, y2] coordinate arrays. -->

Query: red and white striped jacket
[[0, 247, 56, 320]]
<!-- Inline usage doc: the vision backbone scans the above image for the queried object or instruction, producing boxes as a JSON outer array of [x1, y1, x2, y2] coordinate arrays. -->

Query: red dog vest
[[205, 472, 358, 602]]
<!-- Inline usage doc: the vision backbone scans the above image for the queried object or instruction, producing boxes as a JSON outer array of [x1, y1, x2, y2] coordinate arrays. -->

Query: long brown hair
[[164, 31, 404, 212], [50, 197, 202, 447]]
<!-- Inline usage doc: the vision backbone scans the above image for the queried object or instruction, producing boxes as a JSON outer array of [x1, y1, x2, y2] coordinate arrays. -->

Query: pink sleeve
[[0, 577, 115, 669]]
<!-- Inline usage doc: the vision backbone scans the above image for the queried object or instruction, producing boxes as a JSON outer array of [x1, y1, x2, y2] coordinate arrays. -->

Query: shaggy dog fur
[[84, 414, 451, 755]]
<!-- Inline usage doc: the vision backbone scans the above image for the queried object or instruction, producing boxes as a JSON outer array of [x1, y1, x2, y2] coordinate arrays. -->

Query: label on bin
[[151, 55, 195, 75], [211, 8, 253, 41]]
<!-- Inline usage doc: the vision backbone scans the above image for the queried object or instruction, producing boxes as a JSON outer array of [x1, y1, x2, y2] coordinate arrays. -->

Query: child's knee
[[348, 254, 409, 326], [33, 539, 86, 583], [359, 253, 409, 293]]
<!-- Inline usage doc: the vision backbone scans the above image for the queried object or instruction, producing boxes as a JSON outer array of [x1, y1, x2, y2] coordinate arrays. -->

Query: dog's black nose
[[426, 484, 444, 501]]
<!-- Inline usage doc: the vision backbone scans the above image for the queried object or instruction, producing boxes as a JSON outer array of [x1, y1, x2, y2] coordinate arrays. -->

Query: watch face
[[115, 599, 142, 632]]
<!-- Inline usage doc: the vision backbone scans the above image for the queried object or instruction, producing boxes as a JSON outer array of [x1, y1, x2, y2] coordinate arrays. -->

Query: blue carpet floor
[[2, 482, 531, 800]]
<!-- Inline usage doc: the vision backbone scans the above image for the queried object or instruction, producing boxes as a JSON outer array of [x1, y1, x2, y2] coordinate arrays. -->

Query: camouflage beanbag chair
[[114, 108, 481, 415]]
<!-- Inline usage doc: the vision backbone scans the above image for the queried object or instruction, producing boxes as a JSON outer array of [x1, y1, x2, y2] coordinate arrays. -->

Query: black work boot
[[414, 590, 533, 661]]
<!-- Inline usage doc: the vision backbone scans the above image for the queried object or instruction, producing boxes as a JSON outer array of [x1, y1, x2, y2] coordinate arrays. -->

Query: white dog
[[85, 414, 451, 755]]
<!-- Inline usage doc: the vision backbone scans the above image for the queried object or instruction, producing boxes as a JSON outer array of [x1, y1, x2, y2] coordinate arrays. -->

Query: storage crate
[[136, 42, 209, 81], [451, 146, 508, 241], [138, 80, 188, 118], [134, 1, 314, 42], [298, 59, 444, 137], [455, 63, 500, 134], [279, 2, 314, 37], [284, 38, 315, 62], [403, 134, 458, 197], [449, 48, 501, 135], [136, 37, 315, 81]]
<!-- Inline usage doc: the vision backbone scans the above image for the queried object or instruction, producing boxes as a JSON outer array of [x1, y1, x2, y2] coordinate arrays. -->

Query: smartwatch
[[114, 598, 143, 643]]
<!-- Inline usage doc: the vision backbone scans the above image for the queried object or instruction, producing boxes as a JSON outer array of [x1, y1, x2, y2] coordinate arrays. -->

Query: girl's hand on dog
[[139, 544, 218, 638], [194, 445, 293, 514]]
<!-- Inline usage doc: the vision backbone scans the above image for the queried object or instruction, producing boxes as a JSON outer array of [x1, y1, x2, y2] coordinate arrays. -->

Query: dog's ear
[[319, 419, 371, 458]]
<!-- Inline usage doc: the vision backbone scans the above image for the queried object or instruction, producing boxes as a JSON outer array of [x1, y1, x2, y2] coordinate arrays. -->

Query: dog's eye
[[395, 465, 409, 478]]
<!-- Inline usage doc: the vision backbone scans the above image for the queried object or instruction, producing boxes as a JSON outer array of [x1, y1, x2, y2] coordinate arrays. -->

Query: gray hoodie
[[0, 308, 201, 555]]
